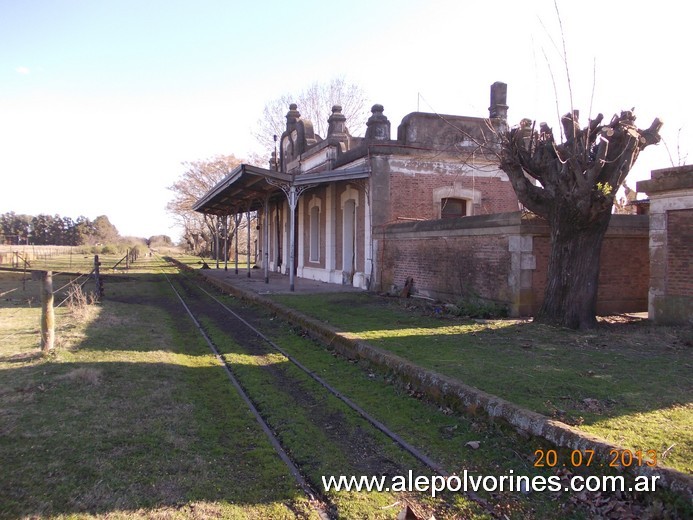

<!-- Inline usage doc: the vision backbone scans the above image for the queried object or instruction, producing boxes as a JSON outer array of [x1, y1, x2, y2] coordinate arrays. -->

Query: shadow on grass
[[269, 291, 692, 471], [0, 351, 44, 364], [0, 271, 308, 519], [2, 269, 691, 517], [1, 362, 306, 518]]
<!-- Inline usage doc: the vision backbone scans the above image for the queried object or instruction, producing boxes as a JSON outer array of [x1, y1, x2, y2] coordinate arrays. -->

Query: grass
[[185, 278, 691, 519], [198, 319, 419, 518], [2, 254, 690, 519], [174, 253, 256, 271], [0, 260, 315, 519], [0, 246, 130, 274], [269, 292, 693, 475], [178, 280, 555, 518]]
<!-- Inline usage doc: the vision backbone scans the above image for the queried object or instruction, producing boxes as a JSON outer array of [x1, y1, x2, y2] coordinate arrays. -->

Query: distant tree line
[[147, 235, 174, 248], [1, 212, 120, 246]]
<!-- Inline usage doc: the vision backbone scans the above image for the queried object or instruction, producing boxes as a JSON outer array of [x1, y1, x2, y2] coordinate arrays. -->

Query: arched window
[[441, 197, 467, 219], [309, 205, 320, 262]]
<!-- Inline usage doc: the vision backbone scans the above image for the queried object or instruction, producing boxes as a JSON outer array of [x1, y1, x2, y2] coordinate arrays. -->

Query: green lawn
[[0, 261, 314, 519], [270, 292, 693, 475], [2, 255, 690, 519]]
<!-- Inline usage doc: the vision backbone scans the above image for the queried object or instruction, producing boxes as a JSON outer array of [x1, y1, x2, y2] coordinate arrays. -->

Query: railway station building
[[194, 82, 650, 316]]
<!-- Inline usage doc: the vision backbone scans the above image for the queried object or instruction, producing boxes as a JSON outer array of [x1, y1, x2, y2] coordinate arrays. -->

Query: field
[[1, 259, 316, 519], [1, 250, 690, 519]]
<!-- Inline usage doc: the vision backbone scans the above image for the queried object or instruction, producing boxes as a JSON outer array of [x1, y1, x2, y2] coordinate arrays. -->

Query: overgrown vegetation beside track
[[172, 265, 691, 518], [1, 255, 691, 519], [0, 259, 314, 519], [270, 293, 693, 477]]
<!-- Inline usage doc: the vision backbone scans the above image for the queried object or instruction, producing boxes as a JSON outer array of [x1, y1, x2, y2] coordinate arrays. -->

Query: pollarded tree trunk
[[500, 110, 662, 329], [540, 206, 611, 329]]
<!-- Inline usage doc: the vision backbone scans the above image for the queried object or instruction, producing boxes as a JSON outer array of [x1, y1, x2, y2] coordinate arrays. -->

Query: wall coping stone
[[638, 165, 693, 195]]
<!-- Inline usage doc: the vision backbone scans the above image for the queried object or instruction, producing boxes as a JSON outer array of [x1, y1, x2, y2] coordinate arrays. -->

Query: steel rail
[[159, 268, 332, 520], [161, 257, 492, 514], [190, 278, 450, 478]]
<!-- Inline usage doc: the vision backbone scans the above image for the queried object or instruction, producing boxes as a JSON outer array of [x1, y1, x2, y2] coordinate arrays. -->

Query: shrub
[[130, 244, 144, 258], [100, 244, 121, 255], [65, 283, 97, 321], [454, 294, 508, 319]]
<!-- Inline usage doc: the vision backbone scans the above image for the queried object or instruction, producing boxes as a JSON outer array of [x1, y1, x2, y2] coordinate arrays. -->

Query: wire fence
[[1, 250, 144, 347], [0, 245, 75, 268], [1, 248, 137, 298]]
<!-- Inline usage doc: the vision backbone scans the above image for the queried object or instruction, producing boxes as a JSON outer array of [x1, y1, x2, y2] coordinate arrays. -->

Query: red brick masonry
[[374, 212, 649, 317]]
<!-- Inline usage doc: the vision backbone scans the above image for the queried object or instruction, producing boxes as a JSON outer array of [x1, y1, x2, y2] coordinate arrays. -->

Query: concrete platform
[[200, 267, 364, 296]]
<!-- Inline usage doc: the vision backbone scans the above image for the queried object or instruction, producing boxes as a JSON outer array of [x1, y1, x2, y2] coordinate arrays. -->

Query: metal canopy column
[[223, 214, 229, 271], [233, 211, 241, 275], [215, 216, 220, 269], [288, 186, 298, 291], [266, 178, 316, 291]]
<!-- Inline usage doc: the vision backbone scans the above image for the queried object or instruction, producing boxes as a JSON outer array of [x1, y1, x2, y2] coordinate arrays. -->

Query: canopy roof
[[193, 163, 370, 215]]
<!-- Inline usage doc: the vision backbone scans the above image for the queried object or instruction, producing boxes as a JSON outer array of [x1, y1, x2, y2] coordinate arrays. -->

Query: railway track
[[161, 269, 330, 518], [158, 261, 489, 519]]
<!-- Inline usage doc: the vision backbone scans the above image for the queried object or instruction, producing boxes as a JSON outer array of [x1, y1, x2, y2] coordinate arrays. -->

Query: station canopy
[[193, 163, 370, 216]]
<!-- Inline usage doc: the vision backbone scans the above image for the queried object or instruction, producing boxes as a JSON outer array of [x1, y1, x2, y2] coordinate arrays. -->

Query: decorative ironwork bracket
[[264, 177, 317, 291], [265, 178, 317, 210]]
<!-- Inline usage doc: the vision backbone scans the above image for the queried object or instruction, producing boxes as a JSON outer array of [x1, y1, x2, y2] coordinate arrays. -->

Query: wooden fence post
[[40, 270, 55, 352], [94, 255, 103, 298]]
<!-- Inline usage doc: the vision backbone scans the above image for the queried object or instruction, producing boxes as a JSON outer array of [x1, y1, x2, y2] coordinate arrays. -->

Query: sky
[[1, 0, 689, 241]]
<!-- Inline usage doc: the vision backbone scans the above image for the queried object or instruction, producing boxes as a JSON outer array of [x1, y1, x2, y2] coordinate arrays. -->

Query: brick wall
[[375, 213, 649, 316], [388, 171, 518, 221], [597, 234, 651, 313], [637, 165, 693, 324], [376, 213, 519, 308], [380, 233, 511, 302], [531, 231, 650, 314], [667, 209, 692, 296]]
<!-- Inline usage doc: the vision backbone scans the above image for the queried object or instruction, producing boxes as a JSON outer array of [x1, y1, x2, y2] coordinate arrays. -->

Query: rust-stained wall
[[375, 213, 649, 317]]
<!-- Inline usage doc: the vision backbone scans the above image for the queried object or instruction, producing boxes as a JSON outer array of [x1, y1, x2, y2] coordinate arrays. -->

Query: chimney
[[489, 82, 508, 120]]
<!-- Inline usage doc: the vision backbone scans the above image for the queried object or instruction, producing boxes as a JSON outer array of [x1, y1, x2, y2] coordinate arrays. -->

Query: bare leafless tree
[[253, 77, 370, 159], [489, 3, 664, 329], [167, 154, 245, 257]]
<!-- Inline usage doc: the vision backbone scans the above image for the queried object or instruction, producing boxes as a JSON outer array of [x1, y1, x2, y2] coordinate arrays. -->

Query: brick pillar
[[508, 234, 535, 317], [637, 165, 693, 324]]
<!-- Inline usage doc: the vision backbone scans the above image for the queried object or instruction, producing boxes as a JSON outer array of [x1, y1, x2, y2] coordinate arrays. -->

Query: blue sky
[[1, 0, 689, 240]]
